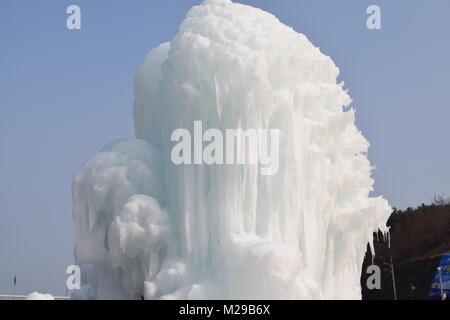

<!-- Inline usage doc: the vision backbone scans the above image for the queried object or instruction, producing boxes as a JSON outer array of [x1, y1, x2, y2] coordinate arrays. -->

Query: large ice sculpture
[[72, 0, 390, 299]]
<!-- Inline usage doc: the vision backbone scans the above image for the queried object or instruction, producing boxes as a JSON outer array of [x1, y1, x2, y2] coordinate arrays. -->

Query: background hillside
[[361, 200, 450, 299]]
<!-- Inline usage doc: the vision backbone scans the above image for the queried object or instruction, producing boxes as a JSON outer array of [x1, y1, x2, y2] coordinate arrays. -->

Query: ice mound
[[26, 292, 54, 300], [72, 0, 390, 299]]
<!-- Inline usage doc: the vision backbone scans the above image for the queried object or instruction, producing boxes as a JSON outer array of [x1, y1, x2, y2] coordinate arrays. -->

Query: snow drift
[[26, 292, 54, 300], [72, 0, 390, 299]]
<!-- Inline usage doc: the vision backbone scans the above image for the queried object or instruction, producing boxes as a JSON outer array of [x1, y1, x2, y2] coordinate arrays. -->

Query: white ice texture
[[72, 0, 390, 299], [26, 292, 55, 300]]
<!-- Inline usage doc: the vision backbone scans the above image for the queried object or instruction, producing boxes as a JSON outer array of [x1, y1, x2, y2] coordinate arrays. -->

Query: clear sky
[[1, 0, 449, 295]]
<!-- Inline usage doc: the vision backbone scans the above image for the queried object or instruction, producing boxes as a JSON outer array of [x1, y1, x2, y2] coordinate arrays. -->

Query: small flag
[[13, 274, 16, 286]]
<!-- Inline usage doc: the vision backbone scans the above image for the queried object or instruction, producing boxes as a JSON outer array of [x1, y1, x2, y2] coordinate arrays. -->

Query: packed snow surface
[[72, 0, 390, 299]]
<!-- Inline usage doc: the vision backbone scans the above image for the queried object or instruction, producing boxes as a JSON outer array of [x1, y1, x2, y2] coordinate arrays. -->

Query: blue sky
[[1, 0, 449, 295]]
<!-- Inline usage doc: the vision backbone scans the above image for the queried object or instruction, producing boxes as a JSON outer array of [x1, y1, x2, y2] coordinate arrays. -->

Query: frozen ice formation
[[72, 0, 390, 299]]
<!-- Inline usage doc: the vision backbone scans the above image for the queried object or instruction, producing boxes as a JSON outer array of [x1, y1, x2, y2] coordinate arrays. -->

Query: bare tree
[[432, 194, 450, 206]]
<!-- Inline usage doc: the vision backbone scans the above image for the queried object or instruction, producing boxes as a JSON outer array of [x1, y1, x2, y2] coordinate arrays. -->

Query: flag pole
[[13, 274, 16, 300], [437, 267, 444, 300], [389, 255, 397, 300]]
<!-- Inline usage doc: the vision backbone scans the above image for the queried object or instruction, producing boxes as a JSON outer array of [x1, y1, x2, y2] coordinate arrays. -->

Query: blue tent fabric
[[428, 253, 450, 299]]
